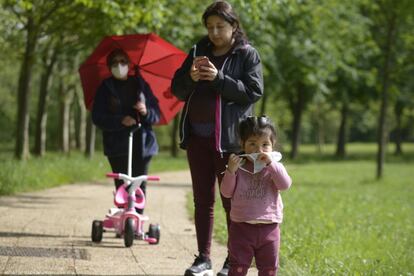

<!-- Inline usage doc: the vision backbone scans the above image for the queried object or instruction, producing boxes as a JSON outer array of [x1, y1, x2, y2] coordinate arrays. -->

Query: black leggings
[[107, 155, 152, 213]]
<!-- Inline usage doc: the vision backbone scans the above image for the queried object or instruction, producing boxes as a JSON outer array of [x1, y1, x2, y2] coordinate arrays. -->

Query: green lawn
[[208, 144, 414, 275], [281, 161, 412, 275]]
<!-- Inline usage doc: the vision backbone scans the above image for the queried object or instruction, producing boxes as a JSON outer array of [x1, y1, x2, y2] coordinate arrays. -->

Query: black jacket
[[171, 37, 264, 152], [92, 76, 160, 157]]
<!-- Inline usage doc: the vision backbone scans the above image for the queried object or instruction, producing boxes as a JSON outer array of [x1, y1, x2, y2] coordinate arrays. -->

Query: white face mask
[[239, 151, 282, 174], [111, 64, 129, 79]]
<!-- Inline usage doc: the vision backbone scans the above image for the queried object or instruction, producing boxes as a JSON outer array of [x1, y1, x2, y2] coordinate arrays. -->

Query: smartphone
[[195, 56, 209, 70]]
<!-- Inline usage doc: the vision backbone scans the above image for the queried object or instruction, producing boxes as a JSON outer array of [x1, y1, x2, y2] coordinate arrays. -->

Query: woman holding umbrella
[[92, 48, 161, 214], [171, 1, 264, 275]]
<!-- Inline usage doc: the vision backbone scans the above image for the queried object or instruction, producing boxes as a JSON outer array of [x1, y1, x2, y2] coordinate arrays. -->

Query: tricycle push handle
[[129, 123, 141, 134]]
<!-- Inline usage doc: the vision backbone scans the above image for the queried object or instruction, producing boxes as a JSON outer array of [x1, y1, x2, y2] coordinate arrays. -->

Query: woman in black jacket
[[92, 48, 160, 214], [171, 2, 263, 275]]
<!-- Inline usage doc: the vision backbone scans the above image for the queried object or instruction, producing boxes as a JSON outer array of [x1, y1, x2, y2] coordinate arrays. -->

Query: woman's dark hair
[[106, 48, 130, 68], [202, 1, 247, 43], [239, 116, 277, 145]]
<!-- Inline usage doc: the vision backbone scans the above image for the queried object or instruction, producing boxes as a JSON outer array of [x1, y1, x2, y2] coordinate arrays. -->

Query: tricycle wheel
[[148, 223, 160, 244], [124, 218, 134, 247], [91, 220, 103, 242]]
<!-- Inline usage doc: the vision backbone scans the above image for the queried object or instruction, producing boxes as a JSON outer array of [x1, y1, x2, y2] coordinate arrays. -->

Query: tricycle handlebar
[[106, 173, 160, 183], [106, 173, 119, 178]]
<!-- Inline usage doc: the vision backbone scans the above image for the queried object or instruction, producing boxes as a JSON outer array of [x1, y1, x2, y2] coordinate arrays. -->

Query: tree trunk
[[33, 72, 50, 157], [85, 112, 96, 159], [290, 83, 305, 159], [314, 106, 324, 154], [34, 46, 59, 156], [75, 87, 87, 152], [393, 101, 403, 155], [69, 99, 77, 151], [15, 16, 38, 160], [376, 13, 396, 180], [170, 116, 179, 157], [335, 102, 348, 158], [59, 82, 74, 153]]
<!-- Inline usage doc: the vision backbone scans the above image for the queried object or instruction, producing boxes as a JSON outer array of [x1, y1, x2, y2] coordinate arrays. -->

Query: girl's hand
[[227, 153, 243, 174], [198, 60, 218, 81], [122, 116, 137, 126], [134, 101, 147, 116], [258, 152, 272, 166], [190, 60, 201, 82]]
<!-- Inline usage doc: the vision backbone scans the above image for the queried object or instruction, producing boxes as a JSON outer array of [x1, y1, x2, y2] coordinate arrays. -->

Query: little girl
[[220, 116, 292, 276]]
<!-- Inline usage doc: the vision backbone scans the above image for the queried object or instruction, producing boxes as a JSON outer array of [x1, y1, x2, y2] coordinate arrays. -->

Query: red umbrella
[[78, 33, 186, 125]]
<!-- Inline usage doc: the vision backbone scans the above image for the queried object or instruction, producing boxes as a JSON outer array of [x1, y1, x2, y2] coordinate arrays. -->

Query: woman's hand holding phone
[[190, 57, 203, 82], [190, 56, 218, 82], [195, 56, 209, 70]]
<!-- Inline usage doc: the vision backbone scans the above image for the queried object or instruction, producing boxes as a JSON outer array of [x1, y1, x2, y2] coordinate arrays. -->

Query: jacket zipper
[[216, 56, 231, 156]]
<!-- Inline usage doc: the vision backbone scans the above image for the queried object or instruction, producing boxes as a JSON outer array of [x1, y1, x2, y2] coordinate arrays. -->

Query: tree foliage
[[0, 0, 413, 177]]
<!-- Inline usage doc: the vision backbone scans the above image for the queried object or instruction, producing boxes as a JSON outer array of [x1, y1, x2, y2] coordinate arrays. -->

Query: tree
[[391, 9, 414, 155], [265, 2, 331, 159], [367, 0, 414, 178], [33, 41, 60, 156], [2, 0, 74, 159]]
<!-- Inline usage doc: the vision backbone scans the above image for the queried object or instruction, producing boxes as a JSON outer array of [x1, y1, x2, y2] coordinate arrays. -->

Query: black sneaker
[[184, 254, 213, 276], [216, 257, 229, 276]]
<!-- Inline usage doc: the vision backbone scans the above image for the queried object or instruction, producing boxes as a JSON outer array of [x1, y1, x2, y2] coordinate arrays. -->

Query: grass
[[193, 143, 414, 275], [0, 149, 188, 195], [278, 161, 413, 275], [0, 151, 107, 195]]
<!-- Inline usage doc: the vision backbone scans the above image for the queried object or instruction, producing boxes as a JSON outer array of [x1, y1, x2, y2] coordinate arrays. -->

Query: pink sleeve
[[220, 170, 237, 198], [267, 162, 292, 190]]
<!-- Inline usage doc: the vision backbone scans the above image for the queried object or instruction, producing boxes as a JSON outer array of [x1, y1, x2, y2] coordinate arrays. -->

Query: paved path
[[0, 170, 257, 275]]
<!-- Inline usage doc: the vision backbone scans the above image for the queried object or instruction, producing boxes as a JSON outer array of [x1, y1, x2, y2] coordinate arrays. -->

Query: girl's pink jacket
[[220, 161, 292, 223]]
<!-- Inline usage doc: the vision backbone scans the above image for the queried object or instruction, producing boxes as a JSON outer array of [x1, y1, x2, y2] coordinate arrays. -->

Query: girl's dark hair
[[106, 48, 130, 68], [202, 1, 247, 43], [239, 116, 277, 145]]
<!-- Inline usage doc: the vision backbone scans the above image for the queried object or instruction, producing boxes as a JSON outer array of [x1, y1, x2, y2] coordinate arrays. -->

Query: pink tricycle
[[91, 125, 161, 247], [91, 173, 160, 247]]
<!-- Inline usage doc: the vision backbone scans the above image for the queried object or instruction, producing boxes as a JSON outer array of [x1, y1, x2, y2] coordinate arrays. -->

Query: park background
[[0, 0, 413, 275]]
